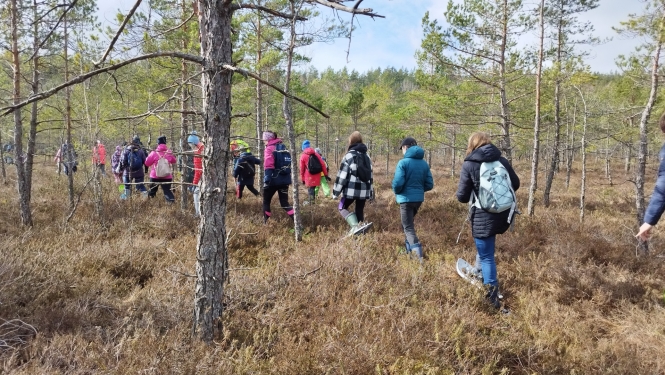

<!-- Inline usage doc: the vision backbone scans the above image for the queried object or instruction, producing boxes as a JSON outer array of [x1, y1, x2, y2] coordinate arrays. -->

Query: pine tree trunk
[[255, 6, 264, 195], [180, 0, 190, 210], [11, 0, 32, 226], [566, 100, 576, 189], [543, 19, 564, 208], [192, 0, 233, 343], [635, 17, 663, 254], [64, 14, 75, 210], [527, 0, 545, 216]]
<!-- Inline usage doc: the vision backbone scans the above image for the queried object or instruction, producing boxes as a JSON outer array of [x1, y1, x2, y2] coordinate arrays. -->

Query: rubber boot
[[411, 243, 424, 263], [120, 189, 130, 200], [405, 240, 412, 254], [193, 190, 201, 217], [345, 213, 359, 236]]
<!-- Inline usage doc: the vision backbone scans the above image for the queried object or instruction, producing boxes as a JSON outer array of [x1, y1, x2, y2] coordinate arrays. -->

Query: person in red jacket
[[299, 140, 328, 205], [188, 131, 204, 217], [92, 140, 106, 176]]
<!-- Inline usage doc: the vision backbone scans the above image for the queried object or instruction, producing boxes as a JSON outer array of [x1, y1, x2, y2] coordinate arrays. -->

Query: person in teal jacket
[[392, 137, 434, 262]]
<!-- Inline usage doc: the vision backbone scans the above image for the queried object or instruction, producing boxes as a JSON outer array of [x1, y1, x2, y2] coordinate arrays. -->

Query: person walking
[[332, 131, 374, 236], [392, 137, 434, 262], [233, 147, 261, 199], [456, 131, 519, 311], [637, 112, 665, 241], [187, 131, 204, 217], [111, 144, 124, 191], [55, 141, 78, 176], [119, 136, 148, 200], [92, 140, 106, 176], [262, 131, 294, 224], [299, 140, 328, 205], [145, 135, 177, 202]]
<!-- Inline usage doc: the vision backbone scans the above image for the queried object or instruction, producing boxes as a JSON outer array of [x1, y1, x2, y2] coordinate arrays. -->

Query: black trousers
[[262, 184, 293, 220], [148, 178, 175, 202]]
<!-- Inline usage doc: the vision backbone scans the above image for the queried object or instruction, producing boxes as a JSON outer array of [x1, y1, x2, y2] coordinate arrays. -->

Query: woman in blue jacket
[[392, 137, 434, 262], [456, 132, 519, 311]]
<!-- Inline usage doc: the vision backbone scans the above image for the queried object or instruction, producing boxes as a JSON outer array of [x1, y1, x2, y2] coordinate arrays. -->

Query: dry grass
[[1, 159, 665, 374]]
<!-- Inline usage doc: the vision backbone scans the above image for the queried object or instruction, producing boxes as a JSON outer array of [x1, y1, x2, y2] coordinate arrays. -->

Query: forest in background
[[2, 0, 665, 369]]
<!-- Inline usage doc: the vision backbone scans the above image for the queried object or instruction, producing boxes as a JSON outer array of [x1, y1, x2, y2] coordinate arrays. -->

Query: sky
[[97, 0, 647, 74]]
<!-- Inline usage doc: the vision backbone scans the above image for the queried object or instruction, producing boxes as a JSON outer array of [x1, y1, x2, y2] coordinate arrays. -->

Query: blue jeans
[[474, 235, 497, 287], [124, 175, 147, 192]]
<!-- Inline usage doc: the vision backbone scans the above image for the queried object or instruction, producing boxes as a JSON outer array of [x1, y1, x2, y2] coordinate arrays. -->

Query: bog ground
[[1, 159, 665, 374]]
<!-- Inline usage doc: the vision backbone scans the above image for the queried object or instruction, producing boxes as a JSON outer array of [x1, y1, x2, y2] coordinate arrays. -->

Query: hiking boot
[[486, 285, 501, 310], [120, 189, 130, 200], [404, 240, 412, 255], [411, 243, 424, 264]]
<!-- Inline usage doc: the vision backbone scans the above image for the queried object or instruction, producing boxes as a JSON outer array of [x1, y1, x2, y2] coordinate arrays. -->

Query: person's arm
[[456, 161, 474, 203], [145, 151, 156, 167], [392, 160, 406, 195], [424, 165, 434, 192], [299, 154, 306, 182], [332, 154, 351, 197], [500, 158, 520, 191]]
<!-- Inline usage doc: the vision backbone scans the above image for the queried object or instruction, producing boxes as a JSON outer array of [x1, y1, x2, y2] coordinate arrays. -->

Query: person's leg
[[474, 236, 497, 287], [237, 183, 245, 199], [277, 185, 293, 218], [192, 186, 201, 217], [99, 164, 106, 176], [135, 176, 147, 193], [400, 203, 419, 246], [161, 178, 175, 202], [122, 175, 131, 199], [308, 186, 316, 204], [262, 185, 277, 223], [246, 184, 259, 196], [355, 199, 366, 222], [148, 178, 159, 198]]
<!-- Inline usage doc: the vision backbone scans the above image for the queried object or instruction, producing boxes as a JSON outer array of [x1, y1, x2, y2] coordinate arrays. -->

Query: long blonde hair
[[466, 132, 492, 156], [348, 131, 363, 146]]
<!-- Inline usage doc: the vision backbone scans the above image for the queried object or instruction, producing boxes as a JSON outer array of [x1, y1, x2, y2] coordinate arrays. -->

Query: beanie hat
[[132, 136, 141, 144], [115, 145, 122, 152], [315, 148, 322, 155], [400, 137, 417, 148], [301, 140, 311, 151], [187, 131, 199, 144], [157, 135, 167, 145], [262, 131, 276, 142]]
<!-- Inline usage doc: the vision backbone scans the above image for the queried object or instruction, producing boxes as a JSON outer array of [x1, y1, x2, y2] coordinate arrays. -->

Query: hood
[[156, 144, 169, 152], [239, 151, 254, 158], [465, 143, 502, 163], [267, 138, 283, 147], [302, 147, 315, 155], [348, 142, 368, 153], [404, 145, 425, 160], [115, 145, 122, 152]]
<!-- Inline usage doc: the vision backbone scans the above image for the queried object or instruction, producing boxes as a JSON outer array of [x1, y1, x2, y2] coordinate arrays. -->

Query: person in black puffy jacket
[[456, 132, 520, 310]]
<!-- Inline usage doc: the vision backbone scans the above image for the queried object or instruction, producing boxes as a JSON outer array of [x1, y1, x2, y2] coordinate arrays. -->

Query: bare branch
[[235, 3, 308, 21], [307, 0, 384, 18], [94, 0, 144, 67], [27, 0, 79, 62], [1, 52, 204, 116], [221, 64, 329, 118]]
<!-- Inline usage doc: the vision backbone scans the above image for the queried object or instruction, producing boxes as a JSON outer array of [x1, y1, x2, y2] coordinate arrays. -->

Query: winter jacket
[[233, 151, 261, 185], [145, 144, 177, 179], [192, 143, 204, 185], [333, 143, 373, 200], [263, 138, 292, 186], [456, 144, 520, 239], [111, 146, 122, 173], [645, 143, 665, 225], [299, 147, 328, 187], [120, 144, 147, 178], [93, 144, 106, 165], [392, 145, 434, 203]]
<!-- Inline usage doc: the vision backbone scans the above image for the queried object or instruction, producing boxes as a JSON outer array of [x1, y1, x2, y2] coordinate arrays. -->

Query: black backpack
[[307, 153, 323, 174], [238, 157, 256, 178], [353, 152, 372, 183], [128, 147, 143, 172], [273, 142, 292, 175]]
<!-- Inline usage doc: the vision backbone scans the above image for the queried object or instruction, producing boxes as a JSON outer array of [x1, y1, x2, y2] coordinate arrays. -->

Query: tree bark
[[574, 86, 587, 224], [543, 16, 564, 208], [192, 0, 233, 343], [180, 0, 190, 211], [255, 5, 265, 195], [64, 13, 75, 210], [527, 0, 545, 217]]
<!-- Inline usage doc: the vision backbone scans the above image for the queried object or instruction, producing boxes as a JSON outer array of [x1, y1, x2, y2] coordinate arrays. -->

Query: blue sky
[[98, 0, 645, 74]]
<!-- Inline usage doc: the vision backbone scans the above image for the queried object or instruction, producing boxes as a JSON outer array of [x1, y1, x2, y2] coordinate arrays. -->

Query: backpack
[[473, 160, 516, 216], [352, 152, 372, 183], [155, 151, 172, 178], [238, 156, 256, 178], [307, 154, 323, 174], [273, 142, 292, 175], [128, 147, 143, 172]]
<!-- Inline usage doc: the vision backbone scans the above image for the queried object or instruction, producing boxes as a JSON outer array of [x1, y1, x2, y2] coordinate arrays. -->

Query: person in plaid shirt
[[332, 131, 374, 236]]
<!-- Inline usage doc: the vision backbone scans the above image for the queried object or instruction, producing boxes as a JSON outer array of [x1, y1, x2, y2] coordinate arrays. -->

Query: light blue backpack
[[473, 160, 517, 223]]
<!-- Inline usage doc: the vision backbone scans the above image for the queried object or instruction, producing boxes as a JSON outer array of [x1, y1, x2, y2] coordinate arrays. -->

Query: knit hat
[[262, 131, 276, 142], [301, 140, 311, 151], [115, 145, 121, 152], [187, 131, 199, 144], [315, 148, 322, 155], [132, 136, 141, 144], [157, 135, 167, 145]]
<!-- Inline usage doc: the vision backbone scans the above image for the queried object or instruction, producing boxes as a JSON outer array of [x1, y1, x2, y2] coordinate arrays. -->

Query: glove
[[325, 176, 331, 182], [302, 180, 306, 185], [369, 188, 375, 204]]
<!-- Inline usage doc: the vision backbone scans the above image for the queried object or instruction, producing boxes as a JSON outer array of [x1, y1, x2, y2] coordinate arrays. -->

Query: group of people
[[55, 129, 521, 312]]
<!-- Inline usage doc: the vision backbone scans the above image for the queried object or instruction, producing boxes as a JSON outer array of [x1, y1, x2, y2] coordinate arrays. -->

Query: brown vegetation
[[1, 159, 665, 374]]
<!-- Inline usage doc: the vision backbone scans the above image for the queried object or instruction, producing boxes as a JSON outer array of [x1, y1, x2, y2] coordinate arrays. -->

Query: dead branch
[[1, 52, 203, 116], [166, 268, 196, 278], [27, 0, 79, 62], [307, 0, 384, 18], [0, 319, 37, 351], [235, 3, 308, 21], [65, 173, 96, 224], [300, 265, 322, 279], [221, 64, 329, 118], [94, 0, 144, 67]]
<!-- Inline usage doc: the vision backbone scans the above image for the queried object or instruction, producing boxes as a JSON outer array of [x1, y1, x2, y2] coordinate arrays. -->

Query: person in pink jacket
[[299, 139, 328, 205], [144, 135, 177, 202]]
